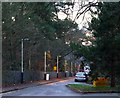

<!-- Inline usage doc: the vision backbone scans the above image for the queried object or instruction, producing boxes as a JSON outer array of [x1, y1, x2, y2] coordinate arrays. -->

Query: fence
[[2, 70, 70, 86]]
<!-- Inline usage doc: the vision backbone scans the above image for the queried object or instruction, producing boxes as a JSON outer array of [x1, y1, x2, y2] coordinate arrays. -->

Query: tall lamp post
[[70, 62, 73, 77], [43, 37, 46, 80], [64, 60, 67, 77], [21, 38, 29, 83], [57, 55, 61, 78]]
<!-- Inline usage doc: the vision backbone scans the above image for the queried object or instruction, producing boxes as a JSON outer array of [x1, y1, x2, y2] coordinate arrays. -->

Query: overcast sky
[[58, 0, 97, 29]]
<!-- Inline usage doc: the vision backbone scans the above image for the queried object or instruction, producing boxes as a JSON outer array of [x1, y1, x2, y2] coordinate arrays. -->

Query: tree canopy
[[88, 2, 120, 87], [2, 2, 78, 71]]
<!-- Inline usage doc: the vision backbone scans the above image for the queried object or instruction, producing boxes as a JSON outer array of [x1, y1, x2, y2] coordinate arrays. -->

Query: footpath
[[0, 77, 74, 94]]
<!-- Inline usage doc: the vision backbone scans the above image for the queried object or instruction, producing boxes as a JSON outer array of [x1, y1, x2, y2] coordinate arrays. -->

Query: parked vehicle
[[74, 72, 87, 82]]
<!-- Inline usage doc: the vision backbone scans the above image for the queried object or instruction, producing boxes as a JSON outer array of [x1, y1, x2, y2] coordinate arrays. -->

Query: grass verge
[[66, 84, 120, 93]]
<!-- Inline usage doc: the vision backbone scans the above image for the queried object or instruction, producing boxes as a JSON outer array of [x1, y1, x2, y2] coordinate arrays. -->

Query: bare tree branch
[[73, 2, 98, 22]]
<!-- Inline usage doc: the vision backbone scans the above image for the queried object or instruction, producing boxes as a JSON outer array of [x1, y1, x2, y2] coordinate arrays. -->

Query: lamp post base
[[65, 72, 66, 77], [44, 73, 46, 80], [21, 72, 23, 84], [70, 72, 72, 77], [57, 73, 58, 78]]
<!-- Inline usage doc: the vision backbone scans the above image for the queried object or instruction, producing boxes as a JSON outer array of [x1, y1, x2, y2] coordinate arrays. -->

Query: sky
[[58, 0, 97, 29]]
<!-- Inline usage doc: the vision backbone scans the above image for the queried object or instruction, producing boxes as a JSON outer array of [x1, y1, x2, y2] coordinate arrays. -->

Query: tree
[[2, 2, 78, 71], [89, 2, 120, 87]]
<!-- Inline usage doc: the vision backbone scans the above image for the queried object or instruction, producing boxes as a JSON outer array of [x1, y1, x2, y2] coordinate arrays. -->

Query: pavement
[[1, 77, 74, 94]]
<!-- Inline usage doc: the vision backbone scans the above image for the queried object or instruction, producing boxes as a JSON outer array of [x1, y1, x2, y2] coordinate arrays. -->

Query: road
[[1, 78, 120, 97]]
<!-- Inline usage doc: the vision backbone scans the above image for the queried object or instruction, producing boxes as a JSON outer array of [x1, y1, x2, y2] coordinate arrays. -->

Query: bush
[[93, 77, 109, 87]]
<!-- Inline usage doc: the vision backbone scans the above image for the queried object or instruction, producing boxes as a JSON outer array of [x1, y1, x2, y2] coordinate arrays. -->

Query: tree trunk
[[110, 56, 116, 87], [110, 67, 115, 87]]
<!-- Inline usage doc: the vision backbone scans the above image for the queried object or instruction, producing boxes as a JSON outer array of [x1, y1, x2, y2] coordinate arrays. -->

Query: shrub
[[93, 77, 109, 87]]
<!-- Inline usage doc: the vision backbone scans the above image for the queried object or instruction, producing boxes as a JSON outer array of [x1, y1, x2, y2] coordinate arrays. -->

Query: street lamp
[[21, 38, 29, 83], [57, 55, 61, 78], [44, 51, 47, 80], [70, 62, 73, 77], [64, 60, 67, 77]]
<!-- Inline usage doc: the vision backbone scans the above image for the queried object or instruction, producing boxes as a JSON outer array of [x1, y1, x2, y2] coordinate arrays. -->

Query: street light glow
[[12, 16, 15, 21], [24, 38, 29, 41], [56, 37, 58, 39]]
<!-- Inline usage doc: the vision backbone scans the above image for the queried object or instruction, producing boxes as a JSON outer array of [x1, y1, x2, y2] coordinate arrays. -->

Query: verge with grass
[[66, 84, 120, 93]]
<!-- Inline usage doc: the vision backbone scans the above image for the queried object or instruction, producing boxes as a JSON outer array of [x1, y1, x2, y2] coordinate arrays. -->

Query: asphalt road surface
[[1, 78, 120, 97]]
